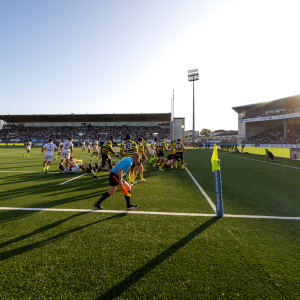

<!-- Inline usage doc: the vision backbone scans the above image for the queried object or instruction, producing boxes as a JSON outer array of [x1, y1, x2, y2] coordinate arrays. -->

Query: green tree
[[200, 128, 212, 137]]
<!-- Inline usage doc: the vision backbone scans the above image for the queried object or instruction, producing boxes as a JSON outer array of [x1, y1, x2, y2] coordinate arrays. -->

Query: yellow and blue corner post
[[211, 144, 223, 217]]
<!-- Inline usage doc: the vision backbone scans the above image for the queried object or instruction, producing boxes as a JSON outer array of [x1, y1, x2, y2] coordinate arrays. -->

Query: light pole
[[187, 69, 199, 144]]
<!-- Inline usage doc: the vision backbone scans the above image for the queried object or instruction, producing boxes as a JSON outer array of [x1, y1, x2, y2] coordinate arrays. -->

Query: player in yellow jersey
[[154, 137, 168, 171], [165, 140, 177, 170], [175, 138, 186, 170], [92, 136, 119, 179], [149, 137, 158, 164], [120, 134, 138, 185], [142, 137, 149, 166], [134, 137, 146, 183]]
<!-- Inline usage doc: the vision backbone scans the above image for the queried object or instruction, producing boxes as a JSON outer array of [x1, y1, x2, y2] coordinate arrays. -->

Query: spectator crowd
[[0, 125, 170, 142], [245, 124, 300, 144]]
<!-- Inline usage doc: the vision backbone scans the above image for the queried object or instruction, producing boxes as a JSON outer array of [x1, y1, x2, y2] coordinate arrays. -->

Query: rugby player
[[23, 139, 32, 157], [153, 137, 167, 171], [92, 136, 119, 179], [165, 140, 176, 170], [93, 152, 140, 210], [90, 138, 100, 161], [59, 137, 73, 168], [265, 149, 277, 162], [175, 138, 186, 170], [82, 140, 86, 153], [149, 137, 158, 164], [59, 160, 80, 173], [54, 139, 63, 160], [41, 138, 58, 174], [120, 134, 138, 185], [135, 137, 146, 182], [87, 140, 92, 156]]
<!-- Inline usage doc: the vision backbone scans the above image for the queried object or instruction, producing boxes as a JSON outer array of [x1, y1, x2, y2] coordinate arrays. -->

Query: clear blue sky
[[1, 0, 300, 131]]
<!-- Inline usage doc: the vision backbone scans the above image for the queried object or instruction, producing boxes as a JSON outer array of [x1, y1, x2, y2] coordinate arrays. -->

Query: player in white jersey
[[59, 161, 80, 174], [149, 137, 158, 164], [90, 138, 100, 161], [82, 140, 86, 153], [23, 139, 32, 157], [59, 137, 74, 168], [87, 140, 92, 156], [41, 139, 58, 174]]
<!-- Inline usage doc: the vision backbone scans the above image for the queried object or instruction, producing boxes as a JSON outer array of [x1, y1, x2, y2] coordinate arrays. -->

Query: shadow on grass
[[0, 212, 126, 261], [97, 217, 219, 300]]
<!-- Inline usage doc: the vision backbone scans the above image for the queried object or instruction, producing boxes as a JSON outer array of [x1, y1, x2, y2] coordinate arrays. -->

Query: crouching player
[[265, 149, 277, 162], [93, 153, 140, 210], [41, 139, 58, 174], [166, 141, 176, 170]]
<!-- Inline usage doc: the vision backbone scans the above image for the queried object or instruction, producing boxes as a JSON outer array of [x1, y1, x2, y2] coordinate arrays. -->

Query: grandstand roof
[[232, 94, 300, 113], [0, 113, 171, 124]]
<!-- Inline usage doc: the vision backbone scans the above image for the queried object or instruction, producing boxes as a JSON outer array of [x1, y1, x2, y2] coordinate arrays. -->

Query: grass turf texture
[[1, 147, 300, 299]]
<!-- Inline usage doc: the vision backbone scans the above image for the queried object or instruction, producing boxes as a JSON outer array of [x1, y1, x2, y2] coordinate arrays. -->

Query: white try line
[[0, 171, 60, 173], [59, 173, 87, 185], [1, 207, 300, 220], [185, 167, 216, 213], [219, 152, 300, 170]]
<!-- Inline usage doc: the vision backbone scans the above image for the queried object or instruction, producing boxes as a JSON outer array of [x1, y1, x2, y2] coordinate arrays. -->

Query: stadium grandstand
[[0, 113, 185, 145], [232, 94, 300, 159]]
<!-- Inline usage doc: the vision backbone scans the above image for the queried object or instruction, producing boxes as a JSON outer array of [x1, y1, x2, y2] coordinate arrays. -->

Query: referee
[[265, 149, 277, 162], [93, 153, 140, 210]]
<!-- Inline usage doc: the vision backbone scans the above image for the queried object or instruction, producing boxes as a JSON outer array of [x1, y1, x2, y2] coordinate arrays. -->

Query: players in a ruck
[[59, 137, 73, 168], [175, 138, 186, 170], [134, 137, 146, 182], [92, 136, 119, 179], [41, 139, 58, 174], [120, 134, 138, 185], [153, 137, 168, 171], [23, 139, 32, 157]]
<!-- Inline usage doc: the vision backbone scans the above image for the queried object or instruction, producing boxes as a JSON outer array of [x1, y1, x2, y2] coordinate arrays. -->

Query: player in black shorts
[[265, 149, 277, 162]]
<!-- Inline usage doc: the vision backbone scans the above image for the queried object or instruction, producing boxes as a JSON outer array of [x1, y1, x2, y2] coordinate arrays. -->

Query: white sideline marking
[[1, 207, 300, 220], [0, 171, 60, 173], [59, 173, 87, 185], [185, 167, 216, 212], [219, 152, 300, 170]]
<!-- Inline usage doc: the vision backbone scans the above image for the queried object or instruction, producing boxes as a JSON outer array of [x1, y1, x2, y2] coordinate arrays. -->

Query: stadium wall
[[237, 146, 290, 158]]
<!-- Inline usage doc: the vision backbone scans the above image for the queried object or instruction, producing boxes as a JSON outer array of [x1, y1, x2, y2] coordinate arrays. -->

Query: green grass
[[0, 147, 300, 299]]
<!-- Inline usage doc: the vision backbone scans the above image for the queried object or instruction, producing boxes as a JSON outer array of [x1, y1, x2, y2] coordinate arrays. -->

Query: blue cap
[[125, 134, 131, 140]]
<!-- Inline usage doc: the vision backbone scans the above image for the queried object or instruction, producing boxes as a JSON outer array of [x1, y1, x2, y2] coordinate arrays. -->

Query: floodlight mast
[[187, 69, 199, 144]]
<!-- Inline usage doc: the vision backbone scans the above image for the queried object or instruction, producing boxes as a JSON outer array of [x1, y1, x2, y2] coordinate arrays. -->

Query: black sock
[[125, 191, 131, 208], [96, 192, 110, 205]]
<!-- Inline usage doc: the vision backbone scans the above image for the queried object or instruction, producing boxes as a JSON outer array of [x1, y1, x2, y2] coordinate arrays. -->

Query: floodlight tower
[[187, 69, 199, 144]]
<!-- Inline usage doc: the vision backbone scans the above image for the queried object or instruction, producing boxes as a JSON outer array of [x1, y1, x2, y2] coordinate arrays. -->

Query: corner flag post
[[211, 144, 223, 217]]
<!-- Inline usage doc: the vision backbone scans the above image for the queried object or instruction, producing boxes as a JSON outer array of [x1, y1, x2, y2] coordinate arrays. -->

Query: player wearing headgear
[[120, 134, 138, 185], [59, 137, 73, 168], [175, 139, 186, 170], [92, 136, 119, 179], [265, 149, 277, 162], [135, 137, 146, 182], [90, 137, 100, 161], [82, 140, 86, 153], [149, 137, 158, 164], [41, 139, 58, 174], [93, 152, 140, 210], [23, 139, 32, 157], [153, 137, 168, 171]]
